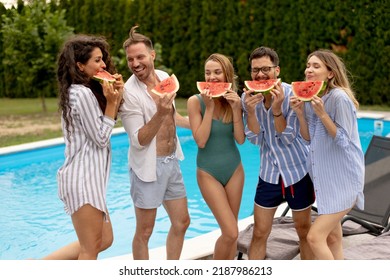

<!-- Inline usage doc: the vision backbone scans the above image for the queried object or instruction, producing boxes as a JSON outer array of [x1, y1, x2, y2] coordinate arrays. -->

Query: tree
[[0, 2, 6, 97], [1, 0, 73, 111]]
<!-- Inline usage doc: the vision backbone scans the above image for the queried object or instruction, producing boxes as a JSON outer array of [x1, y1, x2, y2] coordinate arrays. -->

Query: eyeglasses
[[251, 66, 278, 75]]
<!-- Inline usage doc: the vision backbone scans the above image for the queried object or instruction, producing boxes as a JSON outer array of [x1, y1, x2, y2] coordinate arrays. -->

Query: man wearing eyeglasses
[[241, 46, 315, 260]]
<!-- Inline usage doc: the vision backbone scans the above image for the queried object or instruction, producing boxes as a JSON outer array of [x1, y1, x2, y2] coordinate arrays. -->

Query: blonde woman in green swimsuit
[[187, 53, 245, 259]]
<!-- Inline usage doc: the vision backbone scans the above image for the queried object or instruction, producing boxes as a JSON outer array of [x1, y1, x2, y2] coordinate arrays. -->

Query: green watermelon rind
[[151, 74, 180, 95], [244, 78, 281, 94], [196, 82, 232, 98], [92, 70, 116, 83], [291, 81, 327, 102]]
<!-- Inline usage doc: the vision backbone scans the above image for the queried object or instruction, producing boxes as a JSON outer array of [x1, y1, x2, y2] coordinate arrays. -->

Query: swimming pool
[[0, 117, 389, 260]]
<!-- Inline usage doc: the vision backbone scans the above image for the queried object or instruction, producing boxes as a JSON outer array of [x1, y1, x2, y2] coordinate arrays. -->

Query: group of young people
[[43, 25, 365, 261]]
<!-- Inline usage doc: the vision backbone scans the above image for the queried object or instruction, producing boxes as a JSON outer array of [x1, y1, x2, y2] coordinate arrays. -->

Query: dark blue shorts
[[254, 174, 315, 211]]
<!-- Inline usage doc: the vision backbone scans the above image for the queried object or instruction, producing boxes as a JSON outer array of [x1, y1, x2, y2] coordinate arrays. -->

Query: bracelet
[[273, 112, 282, 117]]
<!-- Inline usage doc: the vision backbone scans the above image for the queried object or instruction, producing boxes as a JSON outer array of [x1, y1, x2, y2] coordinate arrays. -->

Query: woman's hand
[[224, 89, 241, 110], [112, 73, 124, 96], [111, 73, 125, 113], [290, 96, 305, 117], [200, 89, 215, 110], [311, 95, 327, 119], [101, 80, 123, 119], [101, 81, 120, 103]]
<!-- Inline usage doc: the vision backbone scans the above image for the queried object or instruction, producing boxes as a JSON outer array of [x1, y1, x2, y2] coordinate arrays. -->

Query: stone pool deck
[[358, 110, 390, 120]]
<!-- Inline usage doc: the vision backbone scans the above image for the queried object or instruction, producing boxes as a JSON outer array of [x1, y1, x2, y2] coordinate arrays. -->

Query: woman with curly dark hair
[[43, 34, 123, 260]]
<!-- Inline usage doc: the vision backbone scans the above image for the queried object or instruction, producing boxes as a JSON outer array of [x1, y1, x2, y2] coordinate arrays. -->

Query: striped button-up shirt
[[304, 88, 364, 214], [242, 82, 309, 187], [57, 84, 116, 218]]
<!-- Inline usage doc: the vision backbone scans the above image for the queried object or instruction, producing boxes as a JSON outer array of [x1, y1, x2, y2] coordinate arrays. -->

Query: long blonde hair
[[308, 49, 359, 109], [205, 53, 238, 123]]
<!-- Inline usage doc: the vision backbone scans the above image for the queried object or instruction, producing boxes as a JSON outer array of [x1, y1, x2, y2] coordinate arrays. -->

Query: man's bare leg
[[248, 206, 277, 260], [164, 197, 190, 259], [132, 207, 157, 260]]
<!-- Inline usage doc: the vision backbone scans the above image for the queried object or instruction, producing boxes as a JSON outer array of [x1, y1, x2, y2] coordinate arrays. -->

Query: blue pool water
[[0, 118, 389, 260]]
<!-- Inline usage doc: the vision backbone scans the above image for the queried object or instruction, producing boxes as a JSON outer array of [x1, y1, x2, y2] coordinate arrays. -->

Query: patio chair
[[342, 136, 390, 259], [341, 135, 390, 236]]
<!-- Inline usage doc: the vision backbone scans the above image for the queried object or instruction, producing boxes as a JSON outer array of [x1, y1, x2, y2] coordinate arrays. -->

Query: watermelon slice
[[291, 81, 327, 101], [196, 82, 232, 98], [244, 78, 281, 94], [151, 74, 180, 95], [93, 70, 115, 83]]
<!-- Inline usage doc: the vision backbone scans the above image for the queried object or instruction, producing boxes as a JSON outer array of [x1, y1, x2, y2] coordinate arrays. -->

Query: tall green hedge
[[0, 0, 389, 106]]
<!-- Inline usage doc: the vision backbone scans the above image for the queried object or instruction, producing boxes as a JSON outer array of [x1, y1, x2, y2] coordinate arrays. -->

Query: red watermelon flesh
[[151, 74, 180, 95], [244, 78, 281, 94], [93, 70, 115, 83], [196, 82, 232, 98], [291, 81, 326, 101]]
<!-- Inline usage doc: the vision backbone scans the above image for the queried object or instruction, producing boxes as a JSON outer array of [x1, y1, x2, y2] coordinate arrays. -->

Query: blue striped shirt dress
[[303, 88, 364, 214]]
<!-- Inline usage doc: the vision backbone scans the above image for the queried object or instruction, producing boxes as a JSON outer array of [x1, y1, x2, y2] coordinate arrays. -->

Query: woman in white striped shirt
[[43, 35, 123, 260], [290, 49, 364, 260]]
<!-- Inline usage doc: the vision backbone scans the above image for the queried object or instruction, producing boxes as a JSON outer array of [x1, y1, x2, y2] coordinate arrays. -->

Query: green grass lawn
[[0, 97, 188, 116], [0, 97, 189, 147], [0, 97, 59, 115]]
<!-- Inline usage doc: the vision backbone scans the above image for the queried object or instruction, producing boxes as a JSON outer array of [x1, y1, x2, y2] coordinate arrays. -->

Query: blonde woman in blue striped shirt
[[290, 49, 364, 260]]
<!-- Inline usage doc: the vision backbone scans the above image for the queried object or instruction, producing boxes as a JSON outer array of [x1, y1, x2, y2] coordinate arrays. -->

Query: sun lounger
[[341, 135, 390, 235], [344, 231, 390, 260]]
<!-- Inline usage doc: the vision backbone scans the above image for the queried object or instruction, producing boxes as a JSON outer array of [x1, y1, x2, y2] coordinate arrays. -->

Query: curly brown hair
[[57, 34, 116, 140]]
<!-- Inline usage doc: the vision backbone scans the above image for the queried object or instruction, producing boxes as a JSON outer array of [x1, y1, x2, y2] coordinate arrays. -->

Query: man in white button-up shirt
[[120, 26, 190, 260]]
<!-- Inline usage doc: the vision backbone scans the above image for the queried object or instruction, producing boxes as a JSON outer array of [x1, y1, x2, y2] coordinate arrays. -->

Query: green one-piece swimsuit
[[196, 95, 241, 186]]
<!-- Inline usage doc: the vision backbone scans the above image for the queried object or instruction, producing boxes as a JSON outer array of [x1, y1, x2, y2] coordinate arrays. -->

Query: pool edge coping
[[0, 127, 126, 156]]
